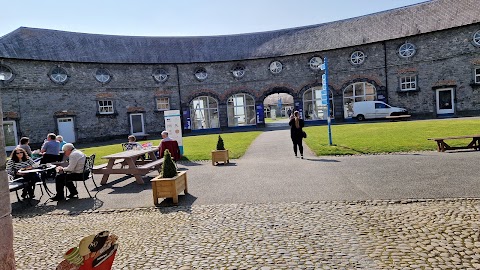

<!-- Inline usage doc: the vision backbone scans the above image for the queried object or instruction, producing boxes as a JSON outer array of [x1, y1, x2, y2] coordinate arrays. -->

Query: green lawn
[[304, 118, 480, 155], [80, 118, 480, 165], [80, 131, 262, 165]]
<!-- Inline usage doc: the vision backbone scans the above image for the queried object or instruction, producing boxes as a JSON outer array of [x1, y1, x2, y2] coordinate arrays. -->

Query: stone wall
[[1, 23, 480, 144]]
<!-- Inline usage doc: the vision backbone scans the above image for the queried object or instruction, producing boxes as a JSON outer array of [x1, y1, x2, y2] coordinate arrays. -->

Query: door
[[57, 117, 76, 143], [436, 88, 454, 114], [3, 121, 18, 151], [130, 113, 145, 135], [374, 102, 391, 118]]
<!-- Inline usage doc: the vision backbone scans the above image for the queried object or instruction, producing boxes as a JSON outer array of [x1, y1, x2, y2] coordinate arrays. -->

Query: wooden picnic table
[[93, 148, 163, 185], [427, 134, 480, 152]]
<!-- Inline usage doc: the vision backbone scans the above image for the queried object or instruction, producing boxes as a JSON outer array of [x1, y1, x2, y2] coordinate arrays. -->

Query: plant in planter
[[160, 149, 177, 178], [211, 135, 230, 165], [151, 149, 188, 205]]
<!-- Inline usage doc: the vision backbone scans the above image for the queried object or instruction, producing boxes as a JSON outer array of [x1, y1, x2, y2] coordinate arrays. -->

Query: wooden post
[[0, 83, 16, 269]]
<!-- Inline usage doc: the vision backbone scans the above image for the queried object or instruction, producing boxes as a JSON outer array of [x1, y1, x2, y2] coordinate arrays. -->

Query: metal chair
[[68, 154, 99, 198]]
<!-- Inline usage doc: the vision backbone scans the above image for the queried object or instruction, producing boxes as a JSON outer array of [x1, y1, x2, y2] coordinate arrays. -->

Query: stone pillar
[[0, 86, 16, 269]]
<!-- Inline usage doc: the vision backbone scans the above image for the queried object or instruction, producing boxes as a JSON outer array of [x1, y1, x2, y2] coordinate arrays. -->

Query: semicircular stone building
[[0, 0, 479, 147]]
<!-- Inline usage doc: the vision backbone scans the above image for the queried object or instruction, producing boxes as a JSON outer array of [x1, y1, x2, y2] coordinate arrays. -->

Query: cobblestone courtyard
[[13, 199, 480, 269], [10, 129, 480, 269]]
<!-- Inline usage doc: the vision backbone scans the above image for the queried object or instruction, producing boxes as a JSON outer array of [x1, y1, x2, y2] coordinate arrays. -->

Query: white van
[[352, 101, 408, 121]]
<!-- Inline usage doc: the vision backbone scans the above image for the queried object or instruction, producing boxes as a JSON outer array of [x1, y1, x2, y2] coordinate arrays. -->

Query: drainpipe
[[175, 65, 183, 130], [383, 41, 389, 102]]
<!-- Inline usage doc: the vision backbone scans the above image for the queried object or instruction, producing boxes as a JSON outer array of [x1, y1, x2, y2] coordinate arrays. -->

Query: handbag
[[302, 131, 307, 138]]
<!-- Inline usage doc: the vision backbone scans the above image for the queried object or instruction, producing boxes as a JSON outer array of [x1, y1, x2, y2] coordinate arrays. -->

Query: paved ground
[[10, 128, 480, 269]]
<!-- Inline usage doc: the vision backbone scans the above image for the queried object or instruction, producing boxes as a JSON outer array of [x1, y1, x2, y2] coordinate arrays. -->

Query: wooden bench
[[137, 158, 164, 170], [385, 114, 411, 121], [427, 135, 480, 152], [92, 159, 126, 171]]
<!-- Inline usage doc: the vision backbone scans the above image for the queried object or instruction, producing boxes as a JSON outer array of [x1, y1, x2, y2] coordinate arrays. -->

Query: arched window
[[227, 93, 255, 127], [303, 86, 334, 121], [189, 96, 219, 130], [343, 82, 376, 118]]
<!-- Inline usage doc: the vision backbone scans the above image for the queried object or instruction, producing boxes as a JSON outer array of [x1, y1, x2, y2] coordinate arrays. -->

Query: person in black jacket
[[288, 111, 305, 159]]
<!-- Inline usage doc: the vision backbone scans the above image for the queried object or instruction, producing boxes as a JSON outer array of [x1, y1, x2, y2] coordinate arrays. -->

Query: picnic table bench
[[92, 148, 163, 185], [427, 134, 480, 152]]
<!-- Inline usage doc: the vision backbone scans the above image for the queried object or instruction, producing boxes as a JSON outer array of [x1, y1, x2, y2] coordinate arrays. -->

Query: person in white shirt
[[160, 131, 172, 142], [50, 143, 86, 201]]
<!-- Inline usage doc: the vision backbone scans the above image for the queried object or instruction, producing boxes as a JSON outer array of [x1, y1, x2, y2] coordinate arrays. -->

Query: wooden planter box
[[151, 171, 188, 205], [211, 149, 229, 165]]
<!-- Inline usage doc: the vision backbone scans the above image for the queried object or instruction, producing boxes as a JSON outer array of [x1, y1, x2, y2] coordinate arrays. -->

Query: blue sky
[[1, 0, 428, 37]]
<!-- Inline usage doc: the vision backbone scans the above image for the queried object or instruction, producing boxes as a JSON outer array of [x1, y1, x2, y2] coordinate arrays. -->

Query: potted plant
[[211, 135, 230, 165], [151, 149, 188, 205]]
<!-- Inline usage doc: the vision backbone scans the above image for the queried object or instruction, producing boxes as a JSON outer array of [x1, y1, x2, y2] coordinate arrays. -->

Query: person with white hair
[[50, 143, 87, 201], [56, 135, 67, 149], [161, 130, 172, 142]]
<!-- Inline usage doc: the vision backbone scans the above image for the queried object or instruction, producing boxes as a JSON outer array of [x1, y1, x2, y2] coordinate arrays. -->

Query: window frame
[[398, 42, 416, 58], [0, 65, 14, 82], [308, 56, 323, 70], [153, 68, 169, 83], [269, 61, 283, 74], [95, 68, 112, 84], [350, 51, 365, 65], [97, 100, 114, 115], [227, 93, 256, 127], [194, 67, 208, 81], [49, 66, 69, 84], [155, 97, 170, 111], [473, 30, 480, 47], [231, 64, 246, 78], [475, 67, 480, 84], [399, 75, 418, 91], [302, 86, 334, 121]]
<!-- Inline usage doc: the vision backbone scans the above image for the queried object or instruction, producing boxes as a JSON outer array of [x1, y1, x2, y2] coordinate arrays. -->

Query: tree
[[160, 149, 177, 178], [216, 135, 225, 150]]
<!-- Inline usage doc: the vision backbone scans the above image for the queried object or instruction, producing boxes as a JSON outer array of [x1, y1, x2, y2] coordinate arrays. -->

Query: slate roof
[[0, 0, 478, 64]]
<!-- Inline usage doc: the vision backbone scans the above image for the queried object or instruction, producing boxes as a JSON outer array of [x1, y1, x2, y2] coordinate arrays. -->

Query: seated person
[[17, 136, 33, 157], [40, 133, 61, 163], [158, 131, 180, 161], [6, 147, 41, 198], [56, 135, 67, 149], [160, 130, 172, 142], [50, 143, 87, 201], [124, 135, 142, 150]]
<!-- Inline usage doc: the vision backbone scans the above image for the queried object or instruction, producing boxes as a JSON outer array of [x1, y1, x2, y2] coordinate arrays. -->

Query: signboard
[[182, 109, 191, 130], [256, 104, 264, 124], [164, 110, 184, 155]]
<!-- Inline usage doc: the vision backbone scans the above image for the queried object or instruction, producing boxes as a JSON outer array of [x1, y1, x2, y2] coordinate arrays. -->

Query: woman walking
[[289, 111, 305, 159]]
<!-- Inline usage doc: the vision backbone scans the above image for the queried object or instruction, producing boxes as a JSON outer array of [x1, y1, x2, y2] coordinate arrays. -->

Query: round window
[[153, 68, 169, 82], [232, 65, 245, 78], [0, 65, 14, 81], [399, 43, 416, 58], [473, 30, 480, 46], [95, 68, 111, 84], [50, 66, 68, 84], [269, 61, 283, 74], [309, 56, 323, 70], [350, 51, 365, 65], [194, 67, 208, 81]]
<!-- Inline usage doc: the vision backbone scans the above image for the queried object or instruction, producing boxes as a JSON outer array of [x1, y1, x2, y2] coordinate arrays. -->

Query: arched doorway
[[263, 93, 294, 127], [227, 93, 256, 127], [303, 86, 334, 121], [189, 96, 219, 130], [343, 82, 376, 119]]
